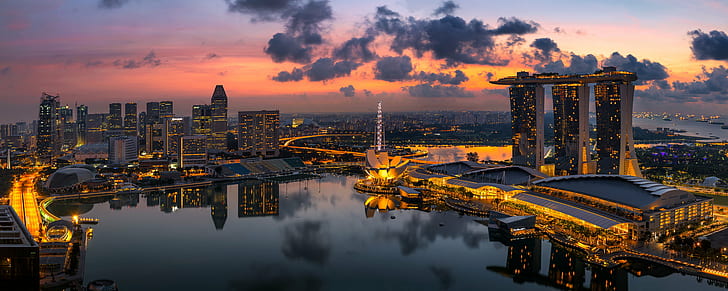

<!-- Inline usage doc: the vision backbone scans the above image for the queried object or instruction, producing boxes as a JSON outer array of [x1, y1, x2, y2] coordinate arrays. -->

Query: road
[[9, 173, 42, 238]]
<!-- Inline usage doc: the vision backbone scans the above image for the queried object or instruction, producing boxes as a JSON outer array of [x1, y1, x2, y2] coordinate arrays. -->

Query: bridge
[[280, 133, 366, 147], [9, 172, 43, 238]]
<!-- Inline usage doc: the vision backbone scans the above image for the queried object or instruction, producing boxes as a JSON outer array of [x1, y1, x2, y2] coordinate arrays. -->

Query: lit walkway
[[9, 173, 42, 238]]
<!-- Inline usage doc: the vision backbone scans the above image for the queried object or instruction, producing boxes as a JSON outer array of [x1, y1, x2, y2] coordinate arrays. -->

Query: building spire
[[375, 101, 384, 152]]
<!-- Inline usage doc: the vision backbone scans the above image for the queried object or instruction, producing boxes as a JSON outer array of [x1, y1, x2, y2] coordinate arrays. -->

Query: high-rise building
[[508, 81, 544, 168], [108, 136, 138, 164], [37, 93, 61, 158], [124, 103, 137, 137], [146, 102, 161, 125], [164, 117, 185, 157], [238, 110, 280, 157], [76, 104, 88, 146], [59, 105, 77, 150], [210, 85, 228, 151], [160, 101, 174, 119], [108, 103, 122, 130], [145, 122, 164, 155], [595, 80, 640, 176], [85, 113, 107, 144], [552, 84, 590, 175], [192, 104, 212, 136], [179, 135, 207, 168]]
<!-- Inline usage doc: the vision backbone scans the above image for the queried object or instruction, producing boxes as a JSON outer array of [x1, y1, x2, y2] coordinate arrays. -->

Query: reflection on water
[[47, 175, 725, 290], [411, 146, 512, 163]]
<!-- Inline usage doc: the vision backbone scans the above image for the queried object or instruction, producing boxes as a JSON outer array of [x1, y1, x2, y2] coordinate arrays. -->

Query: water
[[634, 117, 728, 142], [410, 146, 512, 163], [48, 175, 725, 290]]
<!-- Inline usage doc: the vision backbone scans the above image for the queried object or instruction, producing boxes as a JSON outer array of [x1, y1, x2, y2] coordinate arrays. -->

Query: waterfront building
[[179, 135, 207, 168], [210, 85, 228, 151], [552, 84, 591, 175], [237, 110, 280, 157], [594, 79, 640, 176], [37, 93, 61, 159], [108, 136, 138, 164], [0, 206, 39, 289], [124, 102, 137, 137], [76, 104, 88, 146], [238, 180, 279, 217], [508, 81, 544, 169]]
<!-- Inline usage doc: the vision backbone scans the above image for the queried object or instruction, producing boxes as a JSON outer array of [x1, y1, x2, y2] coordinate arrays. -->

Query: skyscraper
[[594, 80, 640, 176], [160, 101, 173, 119], [164, 117, 185, 157], [508, 81, 544, 168], [37, 93, 61, 158], [210, 85, 228, 151], [146, 102, 160, 125], [76, 104, 88, 146], [552, 84, 590, 175], [108, 103, 122, 130], [108, 136, 138, 164], [179, 135, 207, 168], [238, 110, 280, 157], [192, 104, 212, 136], [124, 103, 137, 137], [59, 105, 76, 150]]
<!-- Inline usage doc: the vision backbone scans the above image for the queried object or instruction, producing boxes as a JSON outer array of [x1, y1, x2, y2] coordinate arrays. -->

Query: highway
[[9, 173, 42, 238]]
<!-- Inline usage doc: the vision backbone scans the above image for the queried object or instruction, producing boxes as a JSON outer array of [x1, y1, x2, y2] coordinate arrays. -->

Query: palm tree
[[466, 152, 479, 162]]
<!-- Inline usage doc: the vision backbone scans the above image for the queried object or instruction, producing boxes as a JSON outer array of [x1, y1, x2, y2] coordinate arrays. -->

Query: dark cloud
[[413, 70, 468, 85], [491, 17, 539, 35], [285, 0, 332, 44], [482, 71, 494, 81], [228, 263, 323, 291], [333, 36, 377, 62], [535, 53, 598, 75], [84, 61, 104, 67], [272, 68, 304, 82], [404, 84, 473, 97], [374, 56, 413, 82], [363, 89, 373, 96], [99, 0, 129, 9], [553, 27, 564, 33], [225, 0, 299, 21], [305, 58, 361, 82], [265, 33, 313, 64], [603, 52, 668, 83], [530, 38, 560, 62], [653, 79, 671, 90], [112, 51, 161, 69], [281, 220, 331, 266], [637, 66, 728, 103], [378, 213, 488, 256], [430, 266, 454, 290], [205, 53, 219, 60], [433, 1, 459, 16], [0, 66, 11, 75], [339, 85, 355, 97], [674, 66, 728, 95], [689, 30, 728, 61]]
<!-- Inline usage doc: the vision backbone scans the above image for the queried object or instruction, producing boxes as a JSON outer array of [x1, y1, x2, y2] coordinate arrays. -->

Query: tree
[[466, 152, 479, 162]]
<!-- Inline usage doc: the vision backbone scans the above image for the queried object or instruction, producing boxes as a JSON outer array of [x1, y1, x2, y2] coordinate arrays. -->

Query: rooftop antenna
[[375, 101, 384, 152]]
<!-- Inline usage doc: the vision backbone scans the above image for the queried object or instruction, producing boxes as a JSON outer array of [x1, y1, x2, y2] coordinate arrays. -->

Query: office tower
[[108, 103, 122, 130], [108, 136, 138, 164], [179, 135, 207, 168], [145, 122, 164, 155], [192, 104, 212, 136], [76, 104, 88, 146], [59, 105, 76, 150], [37, 93, 61, 158], [146, 102, 160, 125], [210, 85, 228, 151], [85, 113, 107, 144], [508, 81, 544, 168], [595, 79, 641, 176], [164, 117, 185, 157], [238, 180, 279, 217], [238, 110, 280, 157], [124, 102, 138, 137], [552, 84, 590, 175], [160, 101, 174, 119]]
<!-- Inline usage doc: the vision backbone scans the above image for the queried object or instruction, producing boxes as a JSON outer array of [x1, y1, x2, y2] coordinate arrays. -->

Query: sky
[[0, 0, 727, 123]]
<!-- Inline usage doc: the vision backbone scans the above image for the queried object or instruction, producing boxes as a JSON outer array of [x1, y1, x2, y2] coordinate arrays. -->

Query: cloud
[[362, 89, 373, 96], [333, 36, 377, 62], [491, 17, 539, 35], [429, 266, 454, 290], [273, 68, 304, 82], [374, 56, 413, 82], [404, 84, 473, 97], [225, 0, 299, 21], [204, 53, 219, 60], [602, 52, 668, 83], [0, 66, 10, 75], [305, 58, 361, 82], [637, 66, 728, 103], [481, 71, 494, 81], [265, 33, 313, 64], [413, 70, 468, 85], [535, 53, 598, 75], [339, 85, 355, 97], [433, 1, 459, 16], [689, 30, 728, 61], [84, 61, 104, 67], [98, 0, 129, 9], [112, 51, 161, 69], [530, 38, 560, 62], [378, 213, 488, 256], [281, 220, 331, 266], [285, 0, 332, 44]]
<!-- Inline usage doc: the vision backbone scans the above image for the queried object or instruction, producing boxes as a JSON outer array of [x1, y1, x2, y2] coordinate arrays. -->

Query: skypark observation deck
[[490, 70, 637, 85]]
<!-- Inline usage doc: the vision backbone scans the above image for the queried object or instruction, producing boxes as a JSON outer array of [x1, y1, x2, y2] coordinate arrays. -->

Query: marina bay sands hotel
[[491, 67, 642, 177]]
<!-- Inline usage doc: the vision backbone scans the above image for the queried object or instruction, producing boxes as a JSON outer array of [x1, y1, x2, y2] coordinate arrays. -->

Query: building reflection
[[109, 194, 139, 210], [211, 184, 227, 230], [548, 245, 585, 290], [590, 265, 628, 291], [238, 180, 279, 217], [506, 238, 542, 279]]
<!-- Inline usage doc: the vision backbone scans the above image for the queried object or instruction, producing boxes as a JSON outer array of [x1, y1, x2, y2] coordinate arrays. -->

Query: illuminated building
[[85, 113, 107, 144], [237, 110, 280, 157], [159, 101, 173, 119], [108, 103, 122, 130], [124, 102, 137, 137], [210, 85, 228, 151], [0, 206, 39, 289], [192, 104, 212, 136], [179, 135, 207, 168], [210, 185, 227, 230], [108, 136, 138, 164], [145, 122, 164, 155], [37, 93, 61, 159], [164, 117, 185, 157], [508, 80, 544, 168], [552, 84, 591, 175], [146, 102, 160, 124], [76, 104, 88, 146], [594, 78, 640, 176], [238, 180, 279, 217]]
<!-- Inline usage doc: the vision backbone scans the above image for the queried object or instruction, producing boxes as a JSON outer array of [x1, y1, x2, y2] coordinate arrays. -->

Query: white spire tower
[[375, 101, 385, 152]]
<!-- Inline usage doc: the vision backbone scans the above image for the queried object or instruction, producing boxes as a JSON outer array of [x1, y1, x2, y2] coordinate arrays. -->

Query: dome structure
[[365, 195, 397, 211], [364, 149, 409, 185], [45, 167, 96, 190]]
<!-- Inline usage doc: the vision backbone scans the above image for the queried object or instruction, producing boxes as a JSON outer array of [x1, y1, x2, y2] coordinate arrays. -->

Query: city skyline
[[1, 0, 727, 123]]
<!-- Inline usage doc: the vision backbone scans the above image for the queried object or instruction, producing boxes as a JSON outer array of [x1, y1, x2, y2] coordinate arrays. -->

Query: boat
[[709, 120, 725, 125], [722, 125, 728, 129], [663, 118, 672, 121], [696, 119, 709, 122]]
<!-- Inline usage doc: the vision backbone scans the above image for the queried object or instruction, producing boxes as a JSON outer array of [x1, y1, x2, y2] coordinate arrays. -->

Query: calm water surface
[[49, 175, 724, 290]]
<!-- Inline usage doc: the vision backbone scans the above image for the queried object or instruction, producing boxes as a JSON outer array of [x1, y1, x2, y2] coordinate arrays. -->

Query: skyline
[[1, 0, 727, 123]]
